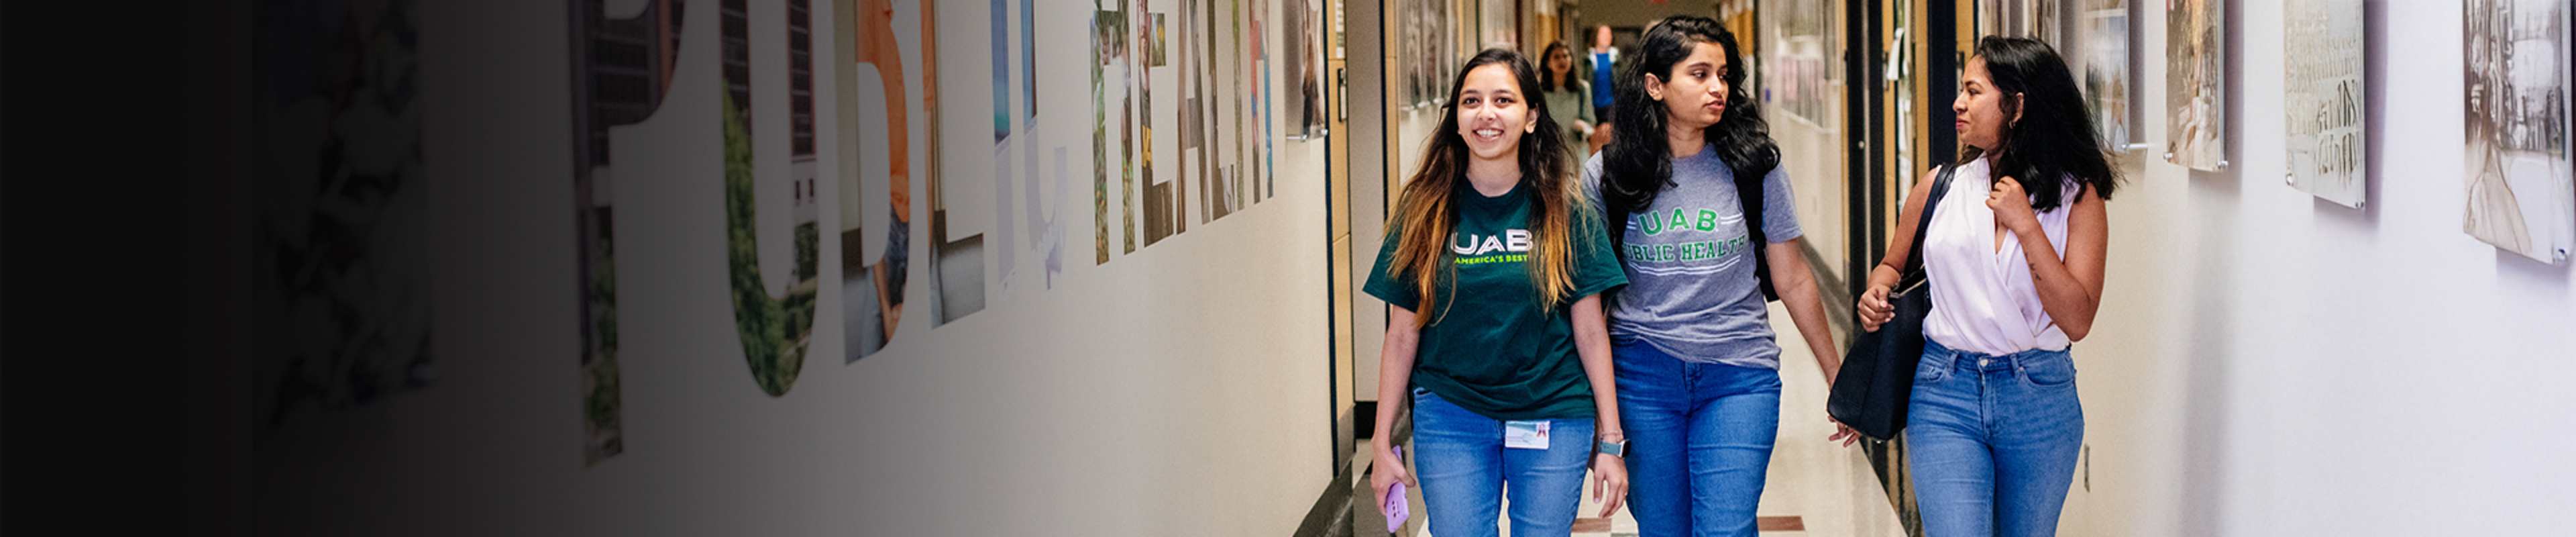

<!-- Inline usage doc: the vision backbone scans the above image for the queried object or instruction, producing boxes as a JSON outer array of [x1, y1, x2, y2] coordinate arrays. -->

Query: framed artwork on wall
[[2284, 0, 2365, 207], [2164, 0, 2225, 171], [2463, 0, 2574, 264], [2079, 0, 2135, 151]]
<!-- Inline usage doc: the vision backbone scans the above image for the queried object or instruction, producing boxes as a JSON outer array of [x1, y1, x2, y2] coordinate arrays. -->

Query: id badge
[[1503, 420, 1551, 450]]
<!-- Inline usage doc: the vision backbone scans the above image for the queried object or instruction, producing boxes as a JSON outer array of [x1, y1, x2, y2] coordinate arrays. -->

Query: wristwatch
[[1594, 436, 1628, 458]]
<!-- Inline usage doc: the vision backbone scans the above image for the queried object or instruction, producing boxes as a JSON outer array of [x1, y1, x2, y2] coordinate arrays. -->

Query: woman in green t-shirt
[[1364, 48, 1633, 535]]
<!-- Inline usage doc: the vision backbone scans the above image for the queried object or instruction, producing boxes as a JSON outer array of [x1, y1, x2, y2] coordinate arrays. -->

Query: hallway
[[209, 1, 2576, 536], [1352, 303, 1906, 537]]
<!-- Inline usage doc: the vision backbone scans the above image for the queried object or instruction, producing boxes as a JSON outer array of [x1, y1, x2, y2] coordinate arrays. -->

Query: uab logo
[[1452, 229, 1534, 256], [1639, 207, 1731, 236]]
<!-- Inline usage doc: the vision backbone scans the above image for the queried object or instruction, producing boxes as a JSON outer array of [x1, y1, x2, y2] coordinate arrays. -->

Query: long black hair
[[1969, 36, 2119, 211], [1601, 15, 1778, 224], [1386, 48, 1585, 324], [1540, 40, 1583, 93]]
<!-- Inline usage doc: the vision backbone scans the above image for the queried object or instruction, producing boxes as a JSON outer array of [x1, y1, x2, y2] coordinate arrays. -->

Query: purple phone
[[1384, 446, 1409, 533]]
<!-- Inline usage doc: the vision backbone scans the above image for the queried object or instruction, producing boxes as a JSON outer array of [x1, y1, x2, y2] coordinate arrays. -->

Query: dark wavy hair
[[1385, 48, 1584, 325], [1601, 15, 1778, 222], [1968, 36, 2119, 211], [1540, 41, 1583, 93]]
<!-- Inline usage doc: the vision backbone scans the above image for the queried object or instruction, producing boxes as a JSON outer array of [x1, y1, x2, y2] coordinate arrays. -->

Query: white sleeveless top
[[1921, 158, 2079, 356]]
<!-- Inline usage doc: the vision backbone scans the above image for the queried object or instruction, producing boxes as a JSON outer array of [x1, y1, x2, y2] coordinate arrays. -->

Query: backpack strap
[[1739, 164, 1779, 302]]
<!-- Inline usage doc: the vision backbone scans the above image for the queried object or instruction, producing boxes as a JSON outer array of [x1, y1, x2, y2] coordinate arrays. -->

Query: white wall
[[2059, 1, 2576, 535], [1759, 2, 1851, 284], [1358, 102, 1449, 403], [255, 0, 1336, 534]]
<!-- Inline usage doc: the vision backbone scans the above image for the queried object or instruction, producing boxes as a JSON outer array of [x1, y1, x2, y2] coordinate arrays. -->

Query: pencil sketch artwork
[[2080, 0, 2131, 150], [2464, 0, 2574, 264], [2164, 0, 2224, 171], [2031, 0, 2057, 45], [1980, 0, 2058, 44], [2284, 0, 2365, 207]]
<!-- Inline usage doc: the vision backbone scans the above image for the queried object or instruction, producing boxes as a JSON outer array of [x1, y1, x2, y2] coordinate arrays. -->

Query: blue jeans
[[1906, 339, 2085, 537], [1611, 340, 1782, 537], [1409, 387, 1595, 536]]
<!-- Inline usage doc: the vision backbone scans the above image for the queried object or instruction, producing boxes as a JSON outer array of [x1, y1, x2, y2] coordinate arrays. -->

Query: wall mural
[[2463, 0, 2573, 264], [1179, 2, 1205, 232], [1091, 0, 1275, 266], [254, 0, 433, 447], [1225, 0, 1253, 218], [717, 0, 824, 397], [2284, 0, 2365, 208], [1256, 0, 1276, 197], [924, 0, 988, 326], [547, 0, 1288, 462], [567, 0, 685, 465], [992, 0, 1069, 292], [2163, 0, 2224, 171], [1138, 1, 1173, 246], [1093, 4, 1128, 264], [839, 0, 931, 360]]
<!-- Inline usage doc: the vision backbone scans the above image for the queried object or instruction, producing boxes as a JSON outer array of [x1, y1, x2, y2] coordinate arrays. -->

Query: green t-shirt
[[1363, 179, 1627, 421]]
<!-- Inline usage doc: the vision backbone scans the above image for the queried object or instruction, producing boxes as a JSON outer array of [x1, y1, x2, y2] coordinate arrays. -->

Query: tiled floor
[[1357, 303, 1906, 537]]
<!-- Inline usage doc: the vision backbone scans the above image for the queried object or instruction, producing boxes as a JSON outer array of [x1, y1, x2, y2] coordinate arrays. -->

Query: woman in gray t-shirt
[[1585, 15, 1853, 536]]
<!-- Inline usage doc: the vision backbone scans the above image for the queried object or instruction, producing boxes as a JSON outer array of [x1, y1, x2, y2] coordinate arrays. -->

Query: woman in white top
[[1854, 36, 2117, 537]]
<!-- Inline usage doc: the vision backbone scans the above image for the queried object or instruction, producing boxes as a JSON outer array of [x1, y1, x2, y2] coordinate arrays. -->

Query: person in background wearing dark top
[[1586, 15, 1849, 536], [1540, 41, 1598, 158], [1586, 25, 1621, 156], [1856, 36, 2118, 537], [1366, 48, 1631, 536]]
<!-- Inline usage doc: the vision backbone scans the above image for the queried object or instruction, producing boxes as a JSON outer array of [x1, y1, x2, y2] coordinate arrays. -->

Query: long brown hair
[[1387, 48, 1585, 326]]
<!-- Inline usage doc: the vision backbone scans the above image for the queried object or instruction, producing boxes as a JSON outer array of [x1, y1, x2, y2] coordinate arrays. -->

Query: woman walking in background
[[1855, 36, 2118, 537], [1585, 15, 1849, 536], [1540, 41, 1598, 158], [1366, 48, 1631, 536]]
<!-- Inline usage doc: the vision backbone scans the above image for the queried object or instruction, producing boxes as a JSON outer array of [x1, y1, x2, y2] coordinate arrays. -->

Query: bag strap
[[1739, 164, 1778, 302], [1896, 164, 1959, 291]]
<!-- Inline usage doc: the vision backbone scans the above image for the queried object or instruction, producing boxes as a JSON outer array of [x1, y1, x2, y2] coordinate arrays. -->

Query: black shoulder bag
[[1826, 163, 1957, 440]]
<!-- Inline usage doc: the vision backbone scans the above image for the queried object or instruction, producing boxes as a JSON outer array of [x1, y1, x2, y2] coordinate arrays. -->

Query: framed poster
[[2164, 0, 2224, 171], [2283, 0, 2365, 207], [1980, 0, 2060, 44], [2464, 0, 2574, 264], [2080, 0, 2134, 150], [1285, 0, 1327, 138]]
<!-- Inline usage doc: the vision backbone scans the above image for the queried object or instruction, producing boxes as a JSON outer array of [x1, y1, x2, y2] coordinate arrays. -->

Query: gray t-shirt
[[1581, 146, 1802, 369]]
